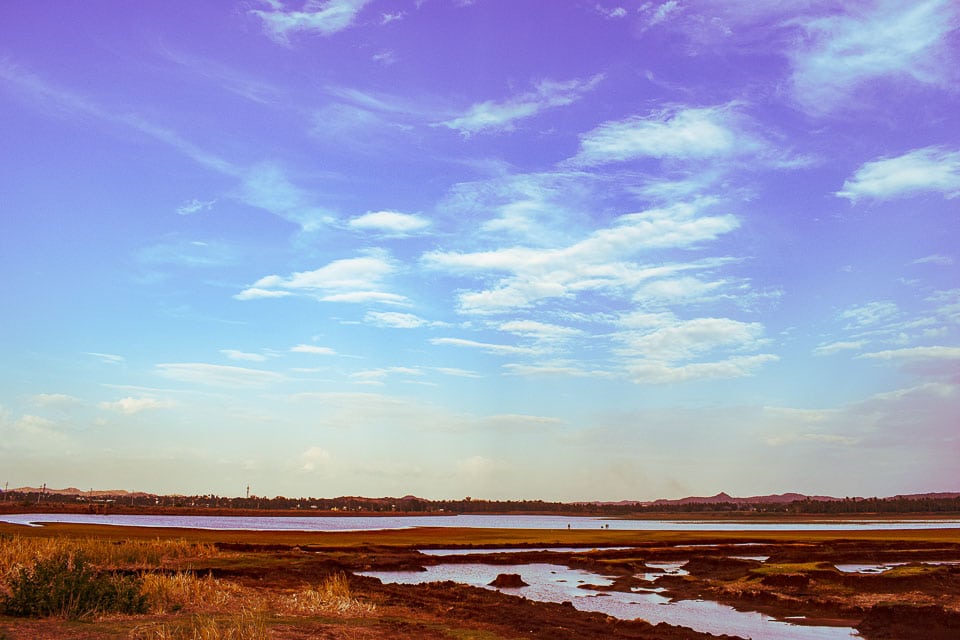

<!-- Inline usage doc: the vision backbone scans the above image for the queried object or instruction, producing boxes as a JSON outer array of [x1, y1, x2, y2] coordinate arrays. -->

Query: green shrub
[[1, 551, 147, 619]]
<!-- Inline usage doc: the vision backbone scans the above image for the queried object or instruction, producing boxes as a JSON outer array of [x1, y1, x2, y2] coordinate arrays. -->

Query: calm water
[[3, 512, 959, 532], [359, 562, 859, 640]]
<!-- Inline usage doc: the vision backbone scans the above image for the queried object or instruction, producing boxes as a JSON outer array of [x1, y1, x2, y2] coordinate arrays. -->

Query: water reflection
[[360, 562, 859, 640]]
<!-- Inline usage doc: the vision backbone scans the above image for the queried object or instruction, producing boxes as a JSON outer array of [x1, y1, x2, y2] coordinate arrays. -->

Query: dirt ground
[[1, 520, 960, 639]]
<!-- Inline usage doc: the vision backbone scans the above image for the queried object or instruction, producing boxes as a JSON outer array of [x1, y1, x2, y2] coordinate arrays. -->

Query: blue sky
[[1, 0, 958, 500]]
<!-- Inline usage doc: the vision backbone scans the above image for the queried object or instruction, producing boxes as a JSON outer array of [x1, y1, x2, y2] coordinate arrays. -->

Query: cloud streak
[[442, 75, 603, 135], [837, 147, 960, 202]]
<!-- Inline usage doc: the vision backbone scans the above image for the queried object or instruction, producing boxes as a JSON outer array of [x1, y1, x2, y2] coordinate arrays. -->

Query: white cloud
[[291, 344, 337, 356], [237, 249, 406, 305], [647, 0, 680, 26], [365, 311, 427, 329], [99, 397, 172, 415], [502, 363, 611, 378], [627, 354, 779, 384], [914, 254, 954, 266], [350, 367, 423, 385], [156, 363, 285, 387], [423, 203, 739, 315], [569, 104, 758, 166], [442, 74, 603, 135], [595, 5, 628, 20], [790, 0, 959, 113], [176, 198, 215, 215], [858, 346, 960, 361], [430, 337, 543, 357], [499, 320, 582, 341], [251, 0, 372, 43], [86, 352, 125, 364], [348, 210, 430, 235], [31, 393, 81, 407], [615, 316, 767, 361], [381, 11, 404, 24], [840, 301, 899, 329], [813, 340, 865, 356], [233, 287, 292, 301], [220, 349, 268, 362], [371, 50, 397, 65], [837, 147, 960, 202]]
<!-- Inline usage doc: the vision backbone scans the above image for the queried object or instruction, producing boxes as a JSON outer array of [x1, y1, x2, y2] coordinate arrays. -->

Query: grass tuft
[[278, 572, 376, 617], [129, 609, 268, 639]]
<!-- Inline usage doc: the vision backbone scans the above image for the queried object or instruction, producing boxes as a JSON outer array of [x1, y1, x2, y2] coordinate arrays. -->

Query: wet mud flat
[[1, 522, 959, 639]]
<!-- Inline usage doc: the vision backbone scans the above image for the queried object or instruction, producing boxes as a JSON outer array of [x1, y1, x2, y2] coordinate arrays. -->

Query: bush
[[1, 551, 147, 619]]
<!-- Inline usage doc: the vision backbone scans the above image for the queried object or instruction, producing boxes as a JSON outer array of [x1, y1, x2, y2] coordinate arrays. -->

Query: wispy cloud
[[86, 352, 125, 364], [251, 0, 372, 43], [99, 397, 173, 415], [237, 249, 406, 305], [627, 354, 779, 384], [220, 349, 269, 362], [837, 147, 960, 202], [858, 346, 960, 361], [595, 5, 628, 20], [291, 344, 337, 355], [364, 311, 429, 329], [789, 0, 959, 113], [176, 199, 216, 215], [156, 363, 285, 387], [423, 202, 739, 315], [499, 320, 582, 341], [441, 75, 603, 135], [240, 163, 336, 231], [430, 338, 543, 357], [31, 393, 82, 408], [0, 61, 336, 232], [840, 301, 899, 329], [348, 210, 430, 235], [813, 340, 865, 356], [913, 254, 954, 266], [568, 104, 760, 166]]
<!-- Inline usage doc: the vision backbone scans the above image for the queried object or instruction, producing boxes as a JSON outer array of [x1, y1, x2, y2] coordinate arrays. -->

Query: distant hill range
[[12, 487, 156, 498], [10, 487, 960, 504], [586, 491, 960, 507]]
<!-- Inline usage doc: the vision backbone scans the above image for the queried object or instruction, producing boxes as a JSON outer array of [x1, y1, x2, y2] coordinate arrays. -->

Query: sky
[[1, 0, 958, 501]]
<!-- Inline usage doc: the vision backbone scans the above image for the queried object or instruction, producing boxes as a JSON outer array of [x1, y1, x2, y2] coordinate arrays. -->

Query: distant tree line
[[3, 490, 959, 515]]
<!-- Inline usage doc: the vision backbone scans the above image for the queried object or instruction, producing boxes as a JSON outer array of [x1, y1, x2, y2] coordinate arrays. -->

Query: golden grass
[[139, 572, 255, 615], [128, 609, 268, 640], [0, 534, 216, 578], [276, 572, 376, 617]]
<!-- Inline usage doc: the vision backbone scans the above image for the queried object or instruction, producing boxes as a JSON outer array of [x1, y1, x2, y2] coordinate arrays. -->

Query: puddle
[[360, 562, 859, 639], [640, 561, 689, 581], [835, 560, 960, 573], [419, 546, 632, 556], [730, 555, 770, 562]]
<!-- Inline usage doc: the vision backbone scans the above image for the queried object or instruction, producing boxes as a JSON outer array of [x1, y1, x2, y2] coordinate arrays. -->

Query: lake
[[2, 512, 959, 531]]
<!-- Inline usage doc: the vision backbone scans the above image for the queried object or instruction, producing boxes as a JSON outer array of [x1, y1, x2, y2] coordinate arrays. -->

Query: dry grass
[[128, 609, 268, 639], [140, 572, 258, 615], [0, 535, 216, 580], [276, 572, 376, 617]]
